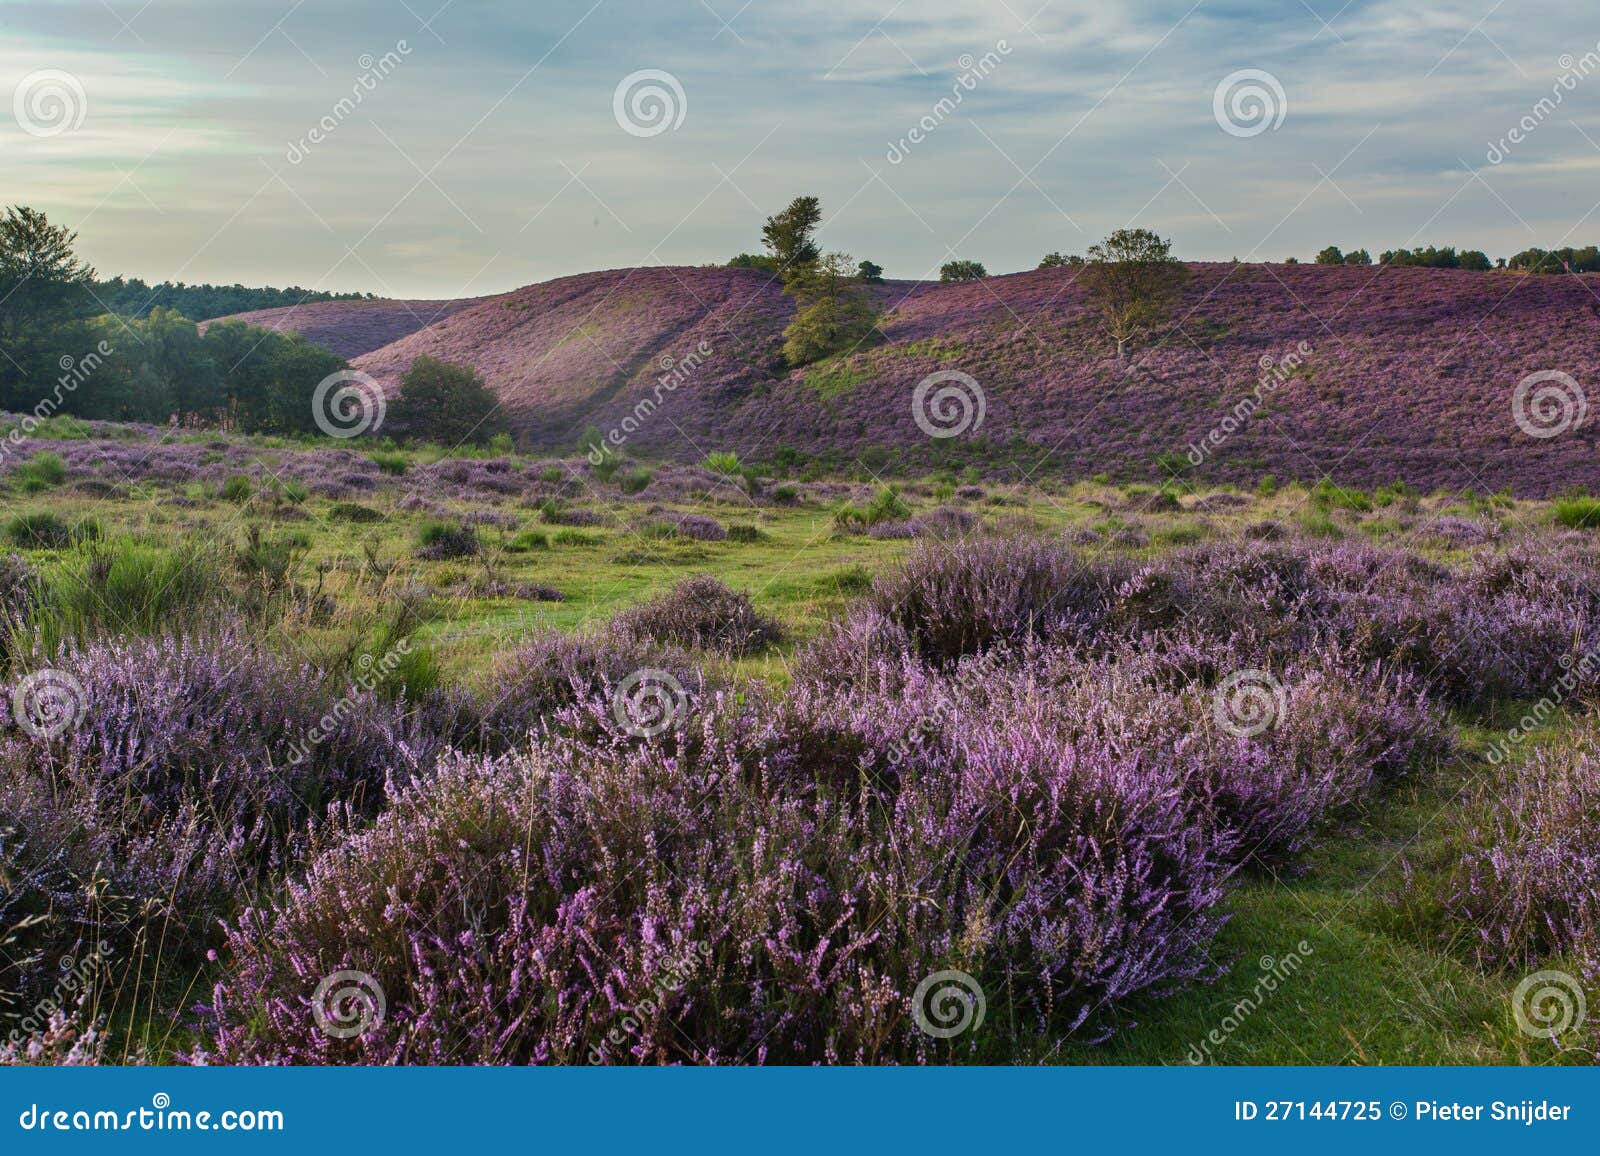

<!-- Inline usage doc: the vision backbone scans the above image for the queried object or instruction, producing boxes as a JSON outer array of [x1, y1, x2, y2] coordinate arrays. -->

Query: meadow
[[0, 416, 1595, 1065]]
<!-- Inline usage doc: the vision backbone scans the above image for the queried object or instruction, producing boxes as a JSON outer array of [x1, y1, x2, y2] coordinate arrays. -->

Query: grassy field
[[2, 422, 1591, 1064]]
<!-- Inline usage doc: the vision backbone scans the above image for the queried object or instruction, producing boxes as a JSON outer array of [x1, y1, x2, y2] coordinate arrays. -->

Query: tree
[[856, 259, 883, 283], [1458, 249, 1492, 271], [727, 253, 779, 274], [761, 196, 823, 282], [1343, 248, 1372, 266], [1314, 245, 1344, 265], [1038, 252, 1082, 269], [781, 253, 879, 366], [1079, 228, 1188, 360], [940, 260, 987, 282], [0, 206, 96, 407], [389, 355, 508, 447]]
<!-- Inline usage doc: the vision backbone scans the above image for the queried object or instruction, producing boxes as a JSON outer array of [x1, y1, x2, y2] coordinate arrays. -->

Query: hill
[[237, 263, 1600, 495], [202, 296, 482, 359]]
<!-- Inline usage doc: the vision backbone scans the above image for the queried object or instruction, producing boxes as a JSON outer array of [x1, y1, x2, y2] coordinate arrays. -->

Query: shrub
[[13, 452, 66, 493], [4, 512, 71, 549], [726, 524, 761, 543], [704, 451, 741, 476], [368, 451, 408, 476], [389, 355, 508, 447], [1553, 495, 1600, 530], [219, 474, 252, 503], [619, 469, 653, 495], [939, 260, 987, 282], [415, 521, 478, 560], [610, 575, 783, 656], [507, 529, 550, 552], [194, 684, 1236, 1063], [329, 501, 384, 523]]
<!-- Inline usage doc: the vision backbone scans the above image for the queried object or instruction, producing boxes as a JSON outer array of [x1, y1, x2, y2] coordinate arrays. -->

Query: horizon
[[6, 1, 1599, 297]]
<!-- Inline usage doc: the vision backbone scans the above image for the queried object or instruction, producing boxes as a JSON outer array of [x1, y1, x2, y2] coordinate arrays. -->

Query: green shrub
[[1256, 474, 1278, 496], [219, 474, 253, 503], [5, 512, 71, 549], [726, 524, 762, 543], [1296, 509, 1343, 538], [1310, 479, 1371, 512], [369, 451, 408, 476], [551, 528, 600, 546], [591, 455, 622, 482], [13, 452, 66, 493], [772, 485, 799, 505], [705, 451, 741, 476], [619, 469, 653, 495], [507, 529, 550, 552], [1553, 495, 1600, 530], [330, 502, 385, 523]]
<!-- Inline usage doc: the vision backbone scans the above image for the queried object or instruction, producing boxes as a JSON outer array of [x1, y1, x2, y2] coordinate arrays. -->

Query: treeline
[[91, 277, 375, 322], [1313, 243, 1600, 272], [1, 206, 504, 444]]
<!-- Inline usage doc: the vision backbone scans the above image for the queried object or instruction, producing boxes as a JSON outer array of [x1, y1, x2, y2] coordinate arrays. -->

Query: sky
[[4, 0, 1599, 298]]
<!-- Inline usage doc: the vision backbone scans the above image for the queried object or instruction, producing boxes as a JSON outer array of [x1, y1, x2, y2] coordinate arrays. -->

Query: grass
[[4, 424, 1587, 1065]]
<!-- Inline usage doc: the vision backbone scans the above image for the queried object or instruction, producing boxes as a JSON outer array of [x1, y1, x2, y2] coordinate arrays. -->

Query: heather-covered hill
[[339, 263, 1600, 495], [202, 295, 484, 359]]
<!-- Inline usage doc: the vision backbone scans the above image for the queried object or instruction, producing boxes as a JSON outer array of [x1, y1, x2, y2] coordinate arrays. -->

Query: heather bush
[[196, 684, 1238, 1062], [1446, 720, 1600, 990], [415, 521, 479, 560], [610, 575, 783, 656]]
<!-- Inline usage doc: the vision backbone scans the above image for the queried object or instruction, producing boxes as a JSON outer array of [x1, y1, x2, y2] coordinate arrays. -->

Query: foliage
[[1079, 228, 1188, 359], [389, 355, 508, 447], [939, 260, 987, 282]]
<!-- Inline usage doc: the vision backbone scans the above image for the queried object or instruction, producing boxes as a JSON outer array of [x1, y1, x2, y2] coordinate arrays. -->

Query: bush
[[415, 521, 478, 560], [368, 451, 408, 476], [389, 355, 508, 447], [507, 529, 549, 552], [704, 451, 741, 476], [4, 512, 72, 549], [610, 575, 783, 656], [329, 501, 384, 523], [726, 524, 762, 543], [1553, 495, 1600, 530], [12, 452, 66, 493], [940, 260, 987, 282], [194, 681, 1236, 1063], [219, 474, 252, 503]]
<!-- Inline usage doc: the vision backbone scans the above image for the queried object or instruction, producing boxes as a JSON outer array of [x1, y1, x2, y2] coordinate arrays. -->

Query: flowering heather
[[473, 629, 710, 748], [609, 575, 783, 657], [1447, 720, 1600, 997], [195, 680, 1238, 1062]]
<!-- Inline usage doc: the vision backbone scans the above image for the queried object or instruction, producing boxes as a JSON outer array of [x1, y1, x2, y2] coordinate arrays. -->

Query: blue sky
[[4, 0, 1598, 296]]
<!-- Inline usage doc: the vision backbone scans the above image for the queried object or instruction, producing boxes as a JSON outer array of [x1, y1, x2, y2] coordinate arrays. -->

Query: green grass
[[1552, 494, 1600, 530]]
